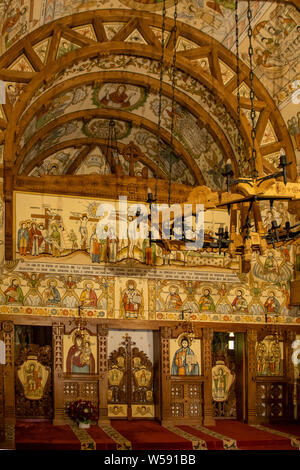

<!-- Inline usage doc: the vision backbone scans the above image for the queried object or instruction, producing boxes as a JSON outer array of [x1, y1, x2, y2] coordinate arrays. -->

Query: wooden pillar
[[4, 165, 13, 260], [160, 326, 171, 424], [0, 328, 5, 442], [203, 327, 215, 426], [235, 333, 246, 422], [246, 329, 257, 424], [52, 322, 65, 425], [0, 321, 15, 425], [97, 324, 110, 425], [0, 364, 4, 443], [298, 378, 300, 422], [153, 330, 161, 421], [285, 330, 296, 421]]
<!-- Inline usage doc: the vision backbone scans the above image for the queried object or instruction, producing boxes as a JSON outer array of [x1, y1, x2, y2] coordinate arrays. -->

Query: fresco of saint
[[43, 280, 61, 305], [264, 292, 280, 314], [122, 280, 143, 319], [199, 288, 215, 311], [5, 278, 24, 304], [171, 337, 199, 376], [80, 281, 97, 307], [18, 359, 49, 400], [231, 290, 248, 313], [17, 222, 29, 255], [165, 285, 183, 312], [66, 332, 95, 373]]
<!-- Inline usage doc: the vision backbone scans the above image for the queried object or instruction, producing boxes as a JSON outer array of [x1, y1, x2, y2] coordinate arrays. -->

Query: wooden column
[[4, 165, 13, 260], [235, 332, 246, 422], [97, 324, 110, 425], [160, 326, 172, 424], [153, 330, 161, 421], [0, 328, 5, 442], [298, 377, 300, 422], [52, 322, 65, 425], [246, 329, 257, 424], [0, 320, 15, 425], [203, 327, 215, 426], [285, 330, 296, 421]]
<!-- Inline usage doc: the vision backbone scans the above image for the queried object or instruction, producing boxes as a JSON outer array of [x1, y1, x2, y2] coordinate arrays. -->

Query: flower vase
[[78, 422, 90, 429]]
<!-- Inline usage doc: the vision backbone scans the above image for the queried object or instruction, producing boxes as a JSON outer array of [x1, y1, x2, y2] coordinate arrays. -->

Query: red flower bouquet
[[67, 399, 98, 425]]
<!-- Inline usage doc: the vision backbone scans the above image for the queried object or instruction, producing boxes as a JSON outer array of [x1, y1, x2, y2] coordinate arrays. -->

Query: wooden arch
[[16, 71, 238, 180], [0, 10, 296, 175], [1, 9, 297, 259]]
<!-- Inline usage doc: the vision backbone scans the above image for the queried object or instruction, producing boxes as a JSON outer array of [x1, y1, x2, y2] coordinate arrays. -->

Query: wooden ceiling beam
[[13, 174, 193, 204], [23, 39, 44, 72], [92, 18, 108, 43], [0, 69, 35, 83], [46, 26, 63, 64], [65, 144, 95, 174], [61, 27, 96, 47]]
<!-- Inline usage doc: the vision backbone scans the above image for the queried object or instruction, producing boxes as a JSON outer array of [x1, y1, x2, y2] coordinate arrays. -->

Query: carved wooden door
[[108, 335, 154, 419], [212, 332, 246, 420], [15, 344, 53, 419]]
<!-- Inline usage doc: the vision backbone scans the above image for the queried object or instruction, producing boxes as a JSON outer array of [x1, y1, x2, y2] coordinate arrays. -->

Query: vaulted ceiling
[[0, 1, 298, 200]]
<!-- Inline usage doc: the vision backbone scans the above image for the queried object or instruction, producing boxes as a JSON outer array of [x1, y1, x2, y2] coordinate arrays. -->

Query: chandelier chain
[[169, 0, 178, 205], [235, 0, 242, 165], [156, 0, 167, 202], [247, 0, 258, 178]]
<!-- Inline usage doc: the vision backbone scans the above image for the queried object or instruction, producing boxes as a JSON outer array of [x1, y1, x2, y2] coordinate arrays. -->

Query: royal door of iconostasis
[[107, 330, 157, 420], [14, 325, 53, 420], [212, 332, 245, 421]]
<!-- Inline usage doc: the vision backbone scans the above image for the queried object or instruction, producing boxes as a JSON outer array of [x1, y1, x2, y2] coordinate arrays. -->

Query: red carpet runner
[[12, 419, 300, 450], [110, 420, 192, 450], [203, 420, 298, 450], [15, 421, 82, 450]]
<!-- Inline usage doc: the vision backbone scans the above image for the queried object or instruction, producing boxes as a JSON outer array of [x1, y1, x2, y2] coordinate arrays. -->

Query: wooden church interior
[[0, 0, 300, 451]]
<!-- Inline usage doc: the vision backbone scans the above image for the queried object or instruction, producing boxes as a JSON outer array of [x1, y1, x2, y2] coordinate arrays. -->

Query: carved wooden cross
[[121, 142, 143, 177], [120, 334, 136, 420]]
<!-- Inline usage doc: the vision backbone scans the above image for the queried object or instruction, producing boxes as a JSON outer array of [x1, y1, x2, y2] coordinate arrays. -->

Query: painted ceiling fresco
[[0, 0, 298, 186], [0, 2, 299, 108], [18, 73, 249, 188]]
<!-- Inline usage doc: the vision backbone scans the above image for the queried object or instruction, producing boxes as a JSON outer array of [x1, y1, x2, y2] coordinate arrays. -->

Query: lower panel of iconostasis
[[1, 321, 298, 428]]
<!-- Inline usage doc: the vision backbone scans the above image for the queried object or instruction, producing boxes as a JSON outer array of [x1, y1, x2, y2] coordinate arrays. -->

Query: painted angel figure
[[61, 275, 79, 308], [23, 273, 43, 307]]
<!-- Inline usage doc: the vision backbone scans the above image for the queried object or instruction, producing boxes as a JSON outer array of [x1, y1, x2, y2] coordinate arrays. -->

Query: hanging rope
[[155, 0, 167, 203], [247, 0, 258, 179], [168, 0, 178, 206]]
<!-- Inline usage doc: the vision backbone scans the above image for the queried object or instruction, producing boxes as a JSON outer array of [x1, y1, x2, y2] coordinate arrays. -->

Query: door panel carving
[[15, 344, 52, 419], [108, 335, 154, 419], [169, 378, 204, 419]]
